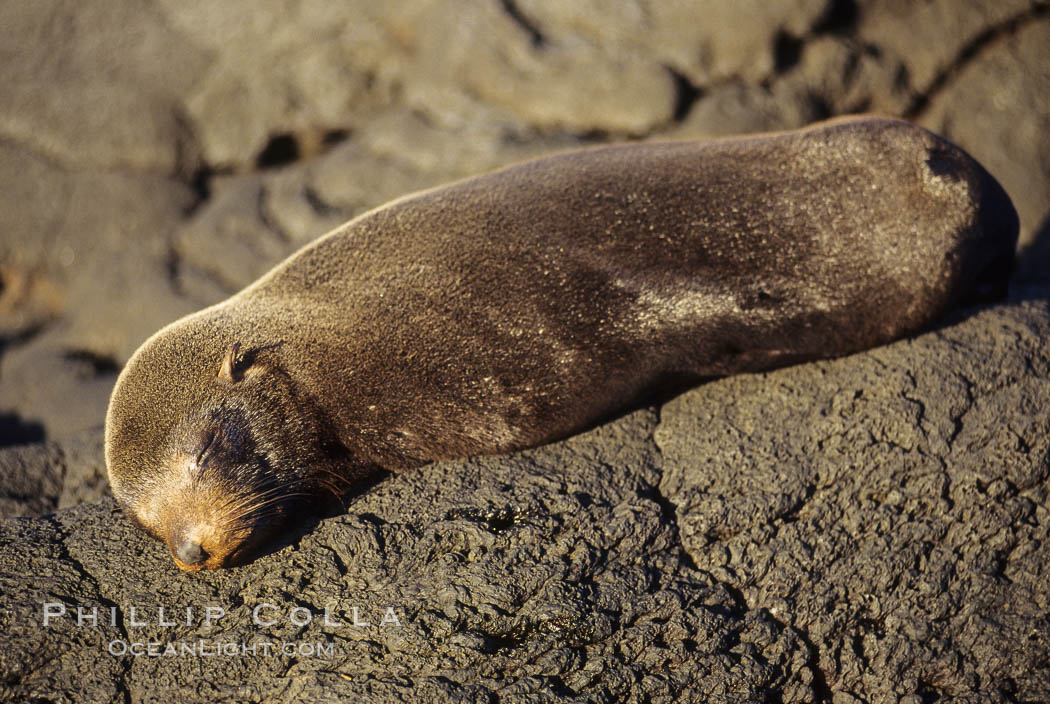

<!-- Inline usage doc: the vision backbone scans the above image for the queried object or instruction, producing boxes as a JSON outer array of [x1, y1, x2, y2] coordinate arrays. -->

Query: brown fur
[[105, 116, 1017, 570]]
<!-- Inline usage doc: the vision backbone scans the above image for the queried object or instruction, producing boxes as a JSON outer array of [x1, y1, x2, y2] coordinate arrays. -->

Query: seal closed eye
[[104, 116, 1018, 571]]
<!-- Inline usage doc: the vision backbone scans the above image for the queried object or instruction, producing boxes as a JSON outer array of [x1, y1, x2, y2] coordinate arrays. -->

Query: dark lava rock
[[657, 298, 1050, 702], [0, 442, 64, 519], [2, 1, 1049, 701]]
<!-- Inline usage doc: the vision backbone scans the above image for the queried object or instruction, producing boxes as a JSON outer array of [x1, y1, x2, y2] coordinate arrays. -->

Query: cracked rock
[[656, 298, 1050, 702], [2, 410, 822, 702], [1, 1, 1049, 701]]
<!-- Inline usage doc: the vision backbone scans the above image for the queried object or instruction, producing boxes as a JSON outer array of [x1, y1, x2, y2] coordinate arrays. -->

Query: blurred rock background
[[1, 1, 1049, 700]]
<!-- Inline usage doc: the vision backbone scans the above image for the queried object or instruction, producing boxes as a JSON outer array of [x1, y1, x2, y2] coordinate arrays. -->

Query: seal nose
[[175, 539, 208, 566]]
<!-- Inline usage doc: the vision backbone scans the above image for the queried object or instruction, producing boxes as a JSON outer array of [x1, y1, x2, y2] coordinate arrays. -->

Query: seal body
[[105, 116, 1017, 570]]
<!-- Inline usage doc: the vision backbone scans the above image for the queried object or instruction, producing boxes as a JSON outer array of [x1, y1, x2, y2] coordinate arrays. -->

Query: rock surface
[[658, 300, 1050, 702], [4, 298, 1050, 702], [1, 0, 1049, 701]]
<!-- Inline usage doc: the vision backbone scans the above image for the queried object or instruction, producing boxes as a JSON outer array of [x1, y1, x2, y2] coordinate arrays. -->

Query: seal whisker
[[218, 474, 315, 507], [225, 490, 314, 523], [312, 466, 355, 489], [311, 478, 349, 511], [226, 491, 305, 517]]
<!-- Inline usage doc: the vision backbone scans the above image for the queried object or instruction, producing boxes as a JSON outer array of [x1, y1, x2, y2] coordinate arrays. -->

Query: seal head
[[107, 333, 358, 571]]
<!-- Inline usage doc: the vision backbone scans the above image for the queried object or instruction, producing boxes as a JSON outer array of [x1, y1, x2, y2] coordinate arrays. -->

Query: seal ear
[[218, 342, 245, 383]]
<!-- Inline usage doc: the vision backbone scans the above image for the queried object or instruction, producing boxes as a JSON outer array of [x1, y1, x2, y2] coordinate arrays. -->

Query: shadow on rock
[[0, 412, 45, 447], [1013, 210, 1050, 288]]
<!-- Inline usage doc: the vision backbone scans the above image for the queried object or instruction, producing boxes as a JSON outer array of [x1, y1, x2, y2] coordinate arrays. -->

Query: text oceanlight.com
[[108, 639, 336, 658]]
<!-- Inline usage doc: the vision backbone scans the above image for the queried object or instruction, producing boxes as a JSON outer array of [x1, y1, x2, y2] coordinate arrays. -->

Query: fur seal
[[105, 116, 1017, 571]]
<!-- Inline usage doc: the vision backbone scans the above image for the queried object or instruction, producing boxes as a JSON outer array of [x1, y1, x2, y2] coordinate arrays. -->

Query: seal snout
[[166, 519, 248, 572], [168, 524, 213, 571], [175, 538, 208, 567], [162, 500, 241, 571]]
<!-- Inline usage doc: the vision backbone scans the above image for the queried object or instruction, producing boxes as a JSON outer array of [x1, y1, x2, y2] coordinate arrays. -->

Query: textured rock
[[0, 430, 105, 518], [163, 0, 389, 168], [921, 16, 1050, 250], [0, 442, 64, 519], [0, 141, 197, 363], [1, 409, 819, 702], [671, 81, 819, 138], [168, 0, 676, 168], [656, 299, 1050, 701], [2, 0, 1049, 701], [0, 339, 114, 446], [787, 36, 912, 116]]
